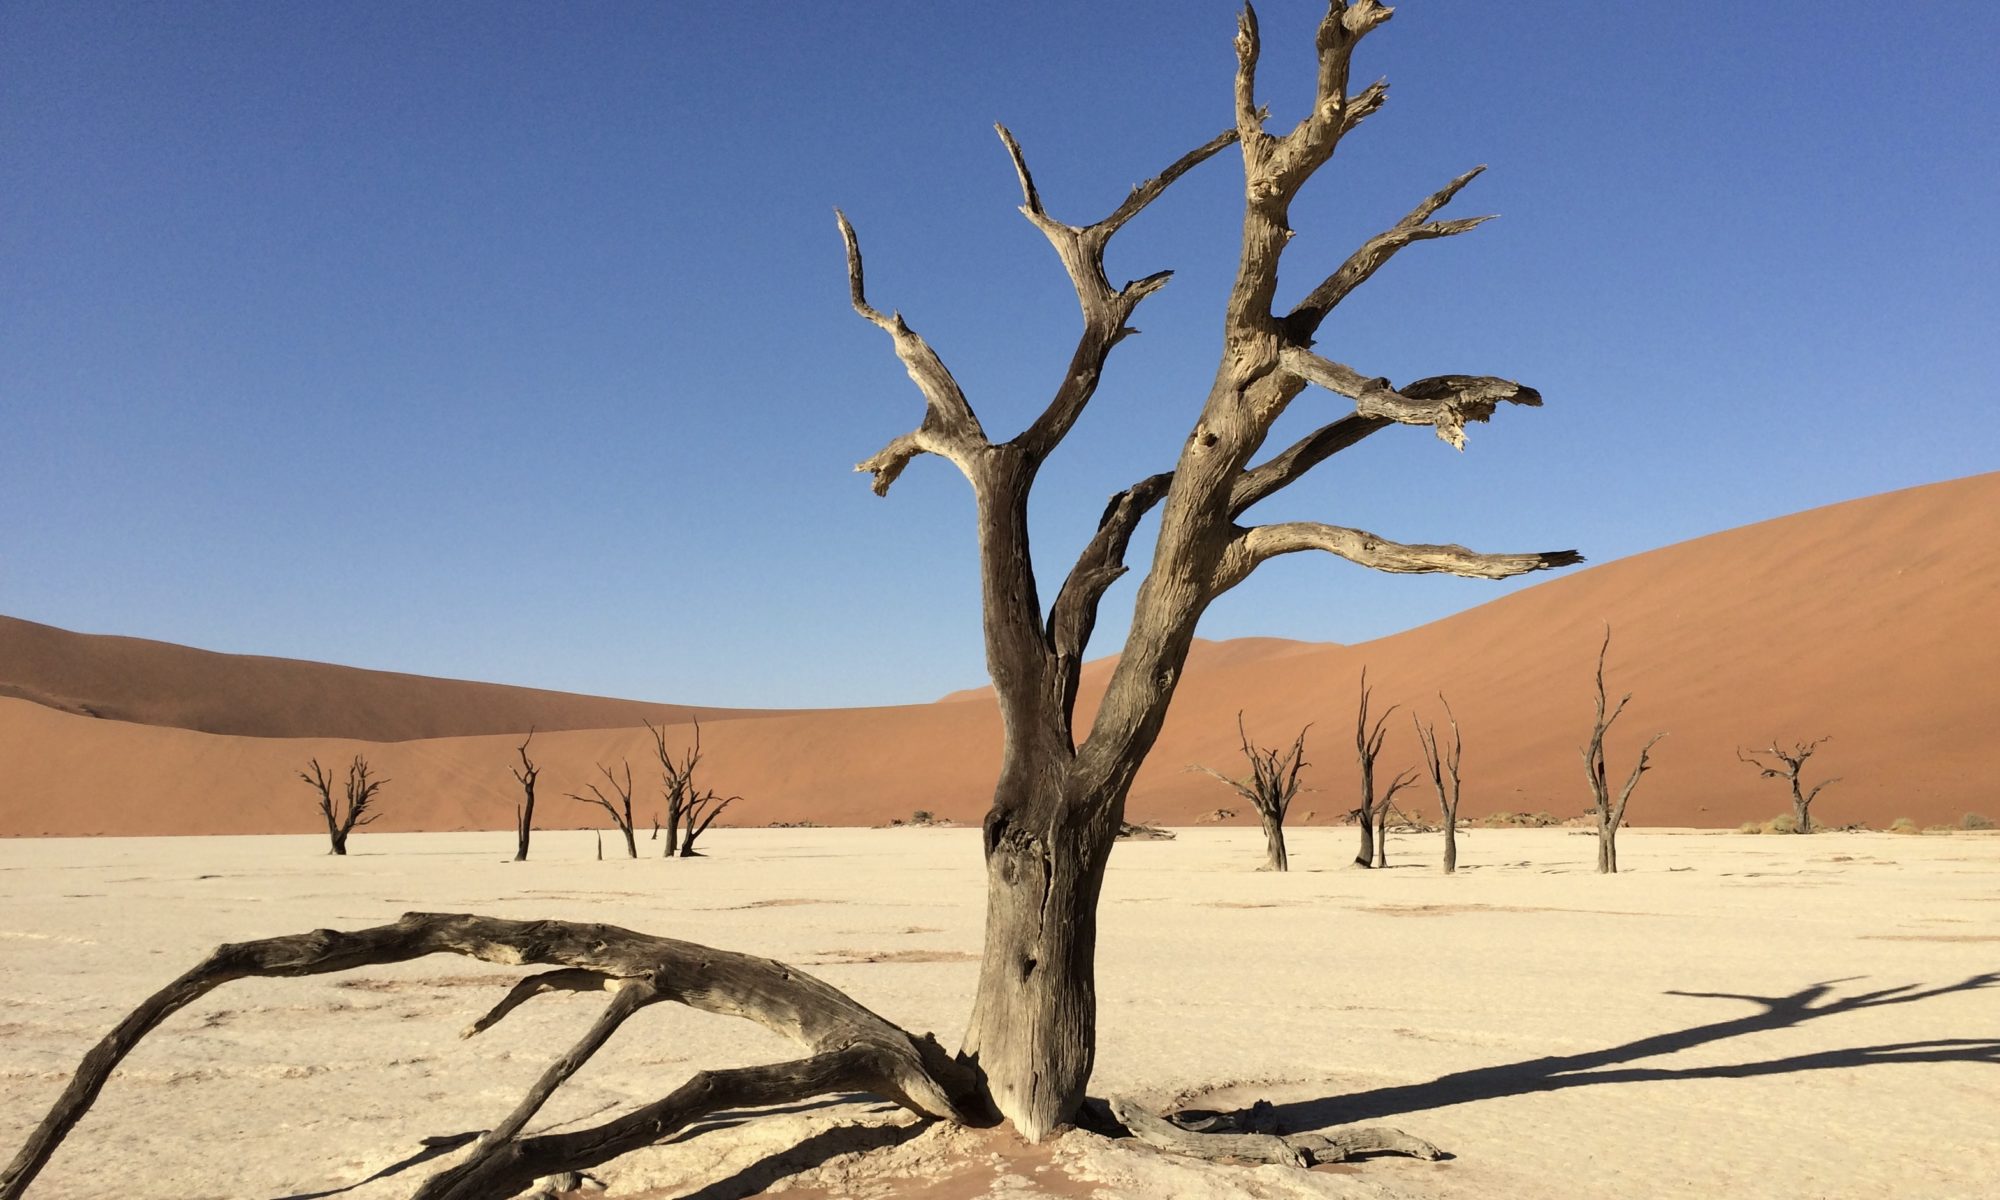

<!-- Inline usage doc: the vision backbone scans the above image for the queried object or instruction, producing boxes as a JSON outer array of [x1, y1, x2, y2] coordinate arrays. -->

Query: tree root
[[0, 911, 981, 1200], [1105, 1095, 1442, 1168]]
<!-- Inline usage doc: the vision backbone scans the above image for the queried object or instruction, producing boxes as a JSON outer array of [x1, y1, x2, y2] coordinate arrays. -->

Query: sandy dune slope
[[1, 473, 1994, 836], [0, 615, 780, 741]]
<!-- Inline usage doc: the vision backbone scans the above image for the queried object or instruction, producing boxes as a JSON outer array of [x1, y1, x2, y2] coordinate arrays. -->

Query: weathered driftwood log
[[0, 913, 978, 1200]]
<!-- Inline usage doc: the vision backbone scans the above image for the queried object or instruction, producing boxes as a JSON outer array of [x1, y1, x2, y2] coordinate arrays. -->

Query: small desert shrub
[[1960, 812, 1995, 831], [1480, 810, 1559, 828], [1737, 821, 1762, 835], [1889, 817, 1921, 835], [1923, 824, 1956, 835], [909, 810, 936, 826], [1763, 813, 1800, 835]]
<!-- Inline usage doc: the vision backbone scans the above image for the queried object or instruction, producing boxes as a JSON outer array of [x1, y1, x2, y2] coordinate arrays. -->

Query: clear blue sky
[[3, 2, 1994, 708]]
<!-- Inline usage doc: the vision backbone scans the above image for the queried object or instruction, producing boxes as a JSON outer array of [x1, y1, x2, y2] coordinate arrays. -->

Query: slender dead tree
[[567, 761, 639, 860], [1372, 766, 1420, 869], [1351, 668, 1400, 868], [511, 730, 539, 862], [1412, 696, 1464, 874], [1190, 714, 1310, 871], [297, 755, 386, 856], [645, 718, 687, 857], [1737, 738, 1838, 833], [1581, 626, 1664, 874], [6, 8, 1579, 1191]]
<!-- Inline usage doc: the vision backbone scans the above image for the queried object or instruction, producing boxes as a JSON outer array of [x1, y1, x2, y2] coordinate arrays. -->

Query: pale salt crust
[[2, 827, 1995, 1199]]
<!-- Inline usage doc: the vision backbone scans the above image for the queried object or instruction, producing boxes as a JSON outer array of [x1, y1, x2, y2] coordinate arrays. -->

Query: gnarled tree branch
[[1279, 346, 1543, 449], [837, 209, 988, 494], [1212, 521, 1581, 596], [999, 124, 1236, 462], [0, 913, 980, 1200], [1286, 164, 1492, 340]]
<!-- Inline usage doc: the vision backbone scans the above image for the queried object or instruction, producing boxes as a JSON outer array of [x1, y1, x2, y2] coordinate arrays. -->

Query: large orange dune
[[2, 472, 1994, 837]]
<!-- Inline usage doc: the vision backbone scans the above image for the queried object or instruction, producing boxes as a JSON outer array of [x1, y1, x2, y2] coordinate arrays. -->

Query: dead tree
[[678, 786, 737, 857], [1351, 668, 1401, 868], [297, 755, 385, 856], [1581, 626, 1664, 874], [1372, 767, 1420, 869], [1190, 714, 1309, 871], [1737, 738, 1838, 833], [645, 718, 687, 857], [567, 761, 638, 860], [1412, 696, 1464, 874], [510, 730, 539, 862], [649, 717, 736, 857], [7, 7, 1571, 1189]]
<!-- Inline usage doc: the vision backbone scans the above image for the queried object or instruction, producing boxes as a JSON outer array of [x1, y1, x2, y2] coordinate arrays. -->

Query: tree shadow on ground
[[675, 1117, 929, 1200], [1267, 971, 2000, 1131], [273, 1132, 481, 1199]]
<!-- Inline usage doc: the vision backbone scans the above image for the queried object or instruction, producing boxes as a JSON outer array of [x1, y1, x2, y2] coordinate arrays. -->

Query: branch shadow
[[674, 1117, 930, 1200], [272, 1131, 481, 1200], [1267, 971, 2000, 1131]]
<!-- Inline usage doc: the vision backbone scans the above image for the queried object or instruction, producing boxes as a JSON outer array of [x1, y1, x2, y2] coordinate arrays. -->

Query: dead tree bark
[[1351, 667, 1400, 868], [1581, 627, 1664, 874], [1190, 714, 1309, 871], [8, 5, 1580, 1179], [567, 762, 638, 860], [1412, 696, 1464, 874], [1737, 738, 1838, 833], [0, 914, 982, 1200], [511, 730, 539, 862], [298, 755, 385, 856]]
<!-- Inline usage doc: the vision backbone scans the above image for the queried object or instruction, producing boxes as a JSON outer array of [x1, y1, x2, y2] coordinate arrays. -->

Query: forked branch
[[1286, 165, 1493, 339], [0, 913, 979, 1200], [837, 210, 988, 494], [997, 124, 1237, 461]]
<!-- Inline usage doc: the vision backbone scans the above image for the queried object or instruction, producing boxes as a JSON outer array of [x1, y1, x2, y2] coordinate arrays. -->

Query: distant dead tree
[[568, 761, 638, 859], [510, 730, 539, 862], [1371, 771, 1420, 868], [1581, 626, 1664, 874], [1412, 695, 1464, 873], [297, 755, 386, 856], [1190, 714, 1310, 871], [1351, 667, 1405, 868], [650, 717, 737, 857], [645, 718, 687, 857], [1737, 737, 1838, 834]]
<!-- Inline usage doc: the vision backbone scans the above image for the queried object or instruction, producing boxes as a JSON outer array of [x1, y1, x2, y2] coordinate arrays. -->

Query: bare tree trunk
[[961, 752, 1115, 1142], [511, 732, 538, 863], [1352, 668, 1397, 869], [1371, 807, 1388, 869], [1260, 812, 1289, 872], [1414, 697, 1463, 875], [1581, 627, 1662, 875]]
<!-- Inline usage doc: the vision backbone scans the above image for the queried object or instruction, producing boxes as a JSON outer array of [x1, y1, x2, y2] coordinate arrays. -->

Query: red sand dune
[[2, 473, 1994, 837], [0, 615, 782, 740]]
